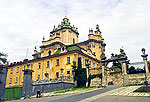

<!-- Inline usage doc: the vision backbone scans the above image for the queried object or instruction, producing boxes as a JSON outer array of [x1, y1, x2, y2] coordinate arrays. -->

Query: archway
[[101, 48, 128, 86]]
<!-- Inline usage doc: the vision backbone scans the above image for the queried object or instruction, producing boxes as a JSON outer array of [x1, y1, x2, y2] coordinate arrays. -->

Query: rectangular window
[[37, 75, 40, 80], [10, 68, 13, 74], [73, 38, 75, 44], [93, 52, 95, 55], [17, 67, 19, 73], [10, 78, 12, 84], [89, 61, 91, 65], [67, 71, 70, 76], [38, 63, 41, 69], [67, 57, 70, 64], [93, 63, 95, 68], [56, 59, 59, 66], [56, 33, 60, 37], [97, 64, 99, 68], [31, 64, 33, 70], [97, 64, 99, 70], [56, 72, 59, 78], [47, 61, 49, 68], [15, 77, 18, 83], [85, 59, 88, 65]]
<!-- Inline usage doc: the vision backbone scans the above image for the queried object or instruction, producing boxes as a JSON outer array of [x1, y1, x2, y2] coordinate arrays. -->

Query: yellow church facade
[[5, 16, 106, 88]]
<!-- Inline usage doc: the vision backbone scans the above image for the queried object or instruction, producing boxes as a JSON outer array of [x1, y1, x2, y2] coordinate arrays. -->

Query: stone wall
[[22, 69, 75, 97], [31, 81, 75, 96], [90, 78, 101, 87], [107, 72, 123, 86], [127, 73, 146, 85]]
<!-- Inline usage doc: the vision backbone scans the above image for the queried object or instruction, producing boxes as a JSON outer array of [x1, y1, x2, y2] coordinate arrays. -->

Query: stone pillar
[[86, 67, 89, 87], [85, 61, 90, 87], [102, 63, 107, 87], [122, 61, 129, 86], [22, 69, 34, 98], [122, 61, 127, 74], [0, 65, 7, 101], [141, 49, 150, 81]]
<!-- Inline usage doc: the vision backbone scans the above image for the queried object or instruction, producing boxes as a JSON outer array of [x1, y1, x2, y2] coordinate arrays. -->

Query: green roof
[[67, 46, 78, 51], [52, 46, 78, 55], [53, 48, 61, 55], [113, 67, 121, 72], [60, 23, 70, 27]]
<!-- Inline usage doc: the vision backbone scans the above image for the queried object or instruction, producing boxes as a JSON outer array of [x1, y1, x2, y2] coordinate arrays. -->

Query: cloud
[[0, 0, 150, 63]]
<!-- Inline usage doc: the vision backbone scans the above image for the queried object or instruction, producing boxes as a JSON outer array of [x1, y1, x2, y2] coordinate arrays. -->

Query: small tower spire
[[65, 10, 67, 18]]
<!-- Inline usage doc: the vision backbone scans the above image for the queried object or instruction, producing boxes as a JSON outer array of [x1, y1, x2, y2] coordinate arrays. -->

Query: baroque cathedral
[[6, 16, 106, 87]]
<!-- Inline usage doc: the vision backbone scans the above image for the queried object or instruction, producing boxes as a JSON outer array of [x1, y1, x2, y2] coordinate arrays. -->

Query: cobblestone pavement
[[92, 96, 150, 102], [80, 86, 150, 102]]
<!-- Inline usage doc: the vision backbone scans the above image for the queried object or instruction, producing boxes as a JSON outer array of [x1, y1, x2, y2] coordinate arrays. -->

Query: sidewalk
[[80, 86, 150, 102]]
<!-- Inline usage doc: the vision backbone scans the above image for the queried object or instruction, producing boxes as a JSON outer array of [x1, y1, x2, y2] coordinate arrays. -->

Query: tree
[[0, 52, 8, 65], [77, 57, 82, 69], [128, 66, 145, 74], [74, 57, 87, 87]]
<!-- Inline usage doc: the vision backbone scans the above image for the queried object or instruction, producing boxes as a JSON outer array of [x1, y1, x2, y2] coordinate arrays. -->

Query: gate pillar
[[122, 61, 129, 86], [141, 48, 150, 81], [102, 63, 107, 87]]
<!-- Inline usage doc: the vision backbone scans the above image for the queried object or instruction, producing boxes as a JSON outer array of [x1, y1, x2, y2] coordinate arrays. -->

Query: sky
[[0, 0, 150, 63]]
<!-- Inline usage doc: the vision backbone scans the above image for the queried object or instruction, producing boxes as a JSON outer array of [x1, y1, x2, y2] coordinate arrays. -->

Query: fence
[[4, 86, 22, 101]]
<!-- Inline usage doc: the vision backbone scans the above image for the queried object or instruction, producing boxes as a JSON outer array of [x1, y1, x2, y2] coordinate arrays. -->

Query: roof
[[50, 17, 79, 36], [53, 45, 78, 55], [76, 39, 106, 46], [40, 41, 65, 48], [8, 48, 100, 68]]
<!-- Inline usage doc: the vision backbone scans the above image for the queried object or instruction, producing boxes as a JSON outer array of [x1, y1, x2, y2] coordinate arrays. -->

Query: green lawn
[[54, 87, 96, 93], [134, 85, 150, 93]]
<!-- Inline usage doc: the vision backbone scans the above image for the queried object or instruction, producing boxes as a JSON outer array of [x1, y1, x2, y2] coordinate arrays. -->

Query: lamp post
[[141, 48, 150, 81]]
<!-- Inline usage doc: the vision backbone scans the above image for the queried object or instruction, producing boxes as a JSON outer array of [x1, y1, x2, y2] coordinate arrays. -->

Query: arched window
[[48, 51, 51, 56], [73, 38, 75, 44]]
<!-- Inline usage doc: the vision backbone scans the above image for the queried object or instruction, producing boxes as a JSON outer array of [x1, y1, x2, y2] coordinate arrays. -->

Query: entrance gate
[[101, 48, 128, 86]]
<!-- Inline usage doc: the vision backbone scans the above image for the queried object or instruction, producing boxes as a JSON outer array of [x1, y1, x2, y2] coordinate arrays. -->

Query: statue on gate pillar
[[141, 48, 150, 81]]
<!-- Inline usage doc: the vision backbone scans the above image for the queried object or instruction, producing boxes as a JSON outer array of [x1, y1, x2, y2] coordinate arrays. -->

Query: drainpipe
[[19, 65, 22, 85], [42, 60, 44, 80]]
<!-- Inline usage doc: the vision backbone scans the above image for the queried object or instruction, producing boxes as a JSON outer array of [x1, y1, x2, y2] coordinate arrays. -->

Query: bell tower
[[49, 16, 79, 45], [88, 24, 103, 42]]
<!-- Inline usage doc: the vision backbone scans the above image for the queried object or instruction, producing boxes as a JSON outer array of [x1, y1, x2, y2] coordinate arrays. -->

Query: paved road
[[49, 86, 119, 102], [7, 86, 119, 102], [7, 86, 150, 102]]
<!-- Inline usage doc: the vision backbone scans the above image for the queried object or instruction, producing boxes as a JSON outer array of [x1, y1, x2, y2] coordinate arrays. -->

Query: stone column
[[86, 66, 89, 87], [0, 65, 7, 101], [122, 61, 127, 74], [141, 48, 150, 81], [22, 69, 34, 98], [102, 63, 107, 87], [122, 61, 129, 86]]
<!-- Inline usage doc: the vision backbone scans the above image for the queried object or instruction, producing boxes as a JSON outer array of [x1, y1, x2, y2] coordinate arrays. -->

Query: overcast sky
[[0, 0, 150, 63]]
